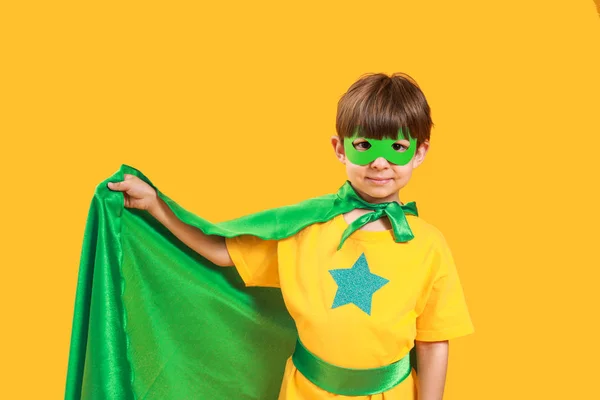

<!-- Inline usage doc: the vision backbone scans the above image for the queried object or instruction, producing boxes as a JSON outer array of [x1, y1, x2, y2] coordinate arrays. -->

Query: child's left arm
[[413, 231, 474, 399], [415, 340, 449, 400]]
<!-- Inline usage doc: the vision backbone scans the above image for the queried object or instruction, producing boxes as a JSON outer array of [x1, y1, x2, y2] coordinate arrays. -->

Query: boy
[[107, 72, 474, 399]]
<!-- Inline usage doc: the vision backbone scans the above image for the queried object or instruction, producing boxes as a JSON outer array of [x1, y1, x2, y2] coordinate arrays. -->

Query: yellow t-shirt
[[225, 213, 474, 399]]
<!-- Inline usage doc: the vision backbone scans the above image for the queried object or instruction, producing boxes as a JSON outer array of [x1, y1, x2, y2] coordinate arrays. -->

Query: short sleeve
[[415, 233, 474, 341], [225, 235, 279, 288]]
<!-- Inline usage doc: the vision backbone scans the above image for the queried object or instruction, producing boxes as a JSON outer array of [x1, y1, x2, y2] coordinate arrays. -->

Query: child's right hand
[[107, 174, 159, 213]]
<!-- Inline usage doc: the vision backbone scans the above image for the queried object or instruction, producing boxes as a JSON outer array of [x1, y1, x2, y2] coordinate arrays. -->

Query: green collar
[[335, 181, 418, 250]]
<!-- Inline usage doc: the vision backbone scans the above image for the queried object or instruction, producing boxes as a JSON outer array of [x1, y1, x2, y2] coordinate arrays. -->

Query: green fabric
[[64, 164, 419, 399], [292, 338, 412, 396], [337, 199, 416, 250]]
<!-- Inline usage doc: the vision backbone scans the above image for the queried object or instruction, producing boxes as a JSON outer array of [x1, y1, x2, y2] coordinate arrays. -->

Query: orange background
[[1, 1, 599, 399]]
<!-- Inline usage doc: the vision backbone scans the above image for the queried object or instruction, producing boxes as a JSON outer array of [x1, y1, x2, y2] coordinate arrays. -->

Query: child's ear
[[331, 136, 346, 164], [412, 140, 430, 168]]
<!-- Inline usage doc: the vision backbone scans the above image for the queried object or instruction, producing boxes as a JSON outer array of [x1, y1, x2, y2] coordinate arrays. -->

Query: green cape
[[64, 164, 419, 400]]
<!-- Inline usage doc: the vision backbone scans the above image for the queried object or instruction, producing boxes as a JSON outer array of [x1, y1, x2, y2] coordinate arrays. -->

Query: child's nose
[[370, 157, 390, 169]]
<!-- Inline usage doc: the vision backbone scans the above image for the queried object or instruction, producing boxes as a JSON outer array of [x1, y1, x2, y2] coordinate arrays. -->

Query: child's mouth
[[366, 178, 392, 185]]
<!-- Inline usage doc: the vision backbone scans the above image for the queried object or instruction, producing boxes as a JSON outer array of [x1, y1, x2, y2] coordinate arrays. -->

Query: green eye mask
[[343, 129, 417, 166]]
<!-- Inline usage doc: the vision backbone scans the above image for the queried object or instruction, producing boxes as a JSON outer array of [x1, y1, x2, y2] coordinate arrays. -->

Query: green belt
[[291, 338, 413, 396]]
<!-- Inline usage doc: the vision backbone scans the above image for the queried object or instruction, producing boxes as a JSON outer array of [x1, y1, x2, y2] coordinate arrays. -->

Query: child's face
[[331, 135, 429, 204]]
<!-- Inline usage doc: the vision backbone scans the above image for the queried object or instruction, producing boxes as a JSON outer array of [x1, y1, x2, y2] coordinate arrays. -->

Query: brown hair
[[336, 72, 433, 147]]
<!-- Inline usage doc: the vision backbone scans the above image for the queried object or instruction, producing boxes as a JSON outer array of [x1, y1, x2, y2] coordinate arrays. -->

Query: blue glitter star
[[328, 253, 389, 315]]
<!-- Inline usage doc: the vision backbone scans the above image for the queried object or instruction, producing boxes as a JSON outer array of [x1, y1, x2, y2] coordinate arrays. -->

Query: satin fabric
[[291, 339, 412, 396], [64, 164, 419, 399], [337, 199, 416, 250]]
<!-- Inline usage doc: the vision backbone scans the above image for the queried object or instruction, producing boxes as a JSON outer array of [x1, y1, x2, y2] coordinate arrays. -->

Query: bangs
[[351, 103, 412, 141]]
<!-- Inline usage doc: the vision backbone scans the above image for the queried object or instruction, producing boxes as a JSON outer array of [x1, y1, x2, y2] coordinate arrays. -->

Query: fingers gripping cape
[[65, 164, 418, 399]]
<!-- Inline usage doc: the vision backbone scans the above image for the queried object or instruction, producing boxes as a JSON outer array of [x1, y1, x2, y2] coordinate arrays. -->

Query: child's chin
[[363, 186, 397, 198]]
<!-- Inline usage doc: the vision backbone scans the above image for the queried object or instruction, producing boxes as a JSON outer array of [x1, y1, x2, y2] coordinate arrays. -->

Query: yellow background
[[1, 1, 599, 399]]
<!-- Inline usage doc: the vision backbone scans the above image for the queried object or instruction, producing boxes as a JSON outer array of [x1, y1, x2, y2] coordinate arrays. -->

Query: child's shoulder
[[406, 214, 450, 248]]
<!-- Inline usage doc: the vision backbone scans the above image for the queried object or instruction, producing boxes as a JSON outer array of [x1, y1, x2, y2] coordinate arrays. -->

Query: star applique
[[328, 253, 389, 315]]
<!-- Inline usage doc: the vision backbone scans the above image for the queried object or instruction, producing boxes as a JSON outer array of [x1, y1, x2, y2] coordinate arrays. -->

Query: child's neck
[[355, 189, 402, 205]]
